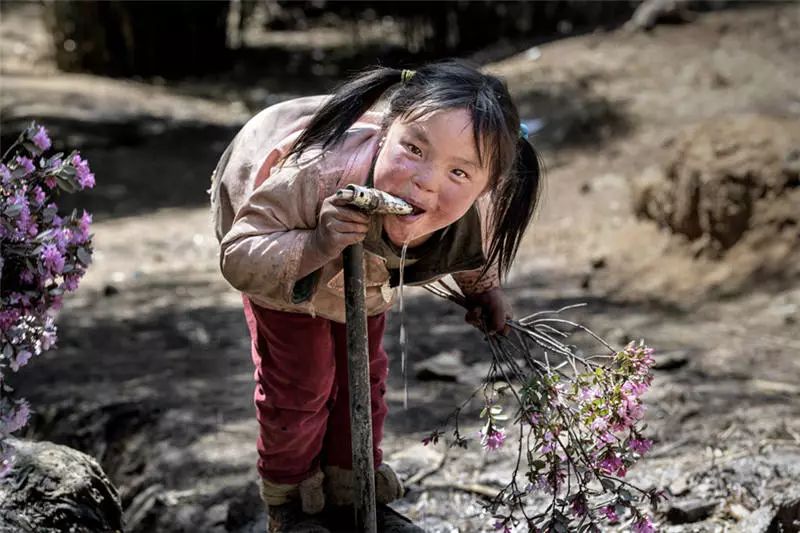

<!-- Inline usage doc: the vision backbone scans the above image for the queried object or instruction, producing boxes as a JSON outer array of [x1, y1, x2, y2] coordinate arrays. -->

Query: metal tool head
[[335, 185, 414, 216]]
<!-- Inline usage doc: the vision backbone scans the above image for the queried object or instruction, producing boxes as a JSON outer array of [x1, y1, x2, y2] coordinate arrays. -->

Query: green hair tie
[[401, 69, 416, 84]]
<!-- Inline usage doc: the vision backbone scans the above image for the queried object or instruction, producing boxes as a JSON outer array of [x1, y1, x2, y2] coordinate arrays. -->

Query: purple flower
[[493, 520, 511, 533], [77, 210, 92, 242], [32, 186, 46, 205], [15, 156, 35, 175], [41, 244, 65, 274], [20, 268, 35, 284], [0, 163, 10, 185], [570, 495, 588, 517], [541, 430, 557, 454], [601, 505, 619, 523], [10, 350, 32, 372], [482, 427, 506, 451], [591, 416, 608, 433], [63, 273, 81, 292], [72, 154, 95, 189], [44, 176, 57, 189], [632, 516, 655, 533], [41, 329, 57, 351], [630, 438, 653, 455], [598, 454, 626, 477], [32, 125, 51, 150], [4, 400, 31, 432], [0, 309, 21, 331]]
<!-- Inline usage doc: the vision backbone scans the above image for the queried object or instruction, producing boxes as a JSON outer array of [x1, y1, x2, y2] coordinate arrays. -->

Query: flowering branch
[[423, 281, 664, 532], [0, 122, 95, 477]]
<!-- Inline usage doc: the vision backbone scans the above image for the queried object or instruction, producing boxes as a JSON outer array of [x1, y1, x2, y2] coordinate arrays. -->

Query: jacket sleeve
[[452, 195, 501, 296], [219, 151, 326, 304]]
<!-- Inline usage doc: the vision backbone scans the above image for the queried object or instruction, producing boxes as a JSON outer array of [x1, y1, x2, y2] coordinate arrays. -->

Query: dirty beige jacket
[[212, 96, 499, 323]]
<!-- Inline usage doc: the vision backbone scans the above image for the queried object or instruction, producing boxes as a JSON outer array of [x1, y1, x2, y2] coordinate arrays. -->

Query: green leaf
[[60, 166, 76, 178], [4, 204, 22, 217], [11, 167, 28, 179], [22, 140, 39, 155], [76, 247, 92, 266], [600, 478, 616, 491]]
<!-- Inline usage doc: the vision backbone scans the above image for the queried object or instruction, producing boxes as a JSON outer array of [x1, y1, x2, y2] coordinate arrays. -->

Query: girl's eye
[[451, 168, 469, 181], [405, 143, 423, 157]]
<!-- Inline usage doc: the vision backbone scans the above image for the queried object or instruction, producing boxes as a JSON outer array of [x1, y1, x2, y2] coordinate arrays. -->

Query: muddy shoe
[[377, 504, 426, 533], [267, 502, 332, 533]]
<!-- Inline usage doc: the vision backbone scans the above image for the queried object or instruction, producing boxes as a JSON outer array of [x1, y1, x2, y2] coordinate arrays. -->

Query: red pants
[[243, 297, 389, 484]]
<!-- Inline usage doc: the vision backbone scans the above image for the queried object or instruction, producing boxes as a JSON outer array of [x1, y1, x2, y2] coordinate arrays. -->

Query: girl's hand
[[311, 193, 371, 259], [464, 287, 512, 335]]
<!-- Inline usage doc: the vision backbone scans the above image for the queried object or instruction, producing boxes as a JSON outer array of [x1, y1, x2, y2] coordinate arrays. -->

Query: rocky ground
[[2, 2, 799, 532]]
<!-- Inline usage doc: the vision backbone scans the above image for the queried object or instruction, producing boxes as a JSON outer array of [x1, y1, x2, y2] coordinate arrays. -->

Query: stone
[[0, 438, 123, 532], [414, 350, 465, 383], [666, 498, 719, 524]]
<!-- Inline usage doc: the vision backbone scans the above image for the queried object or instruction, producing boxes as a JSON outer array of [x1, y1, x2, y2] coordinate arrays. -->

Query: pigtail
[[484, 138, 544, 279], [284, 67, 403, 162]]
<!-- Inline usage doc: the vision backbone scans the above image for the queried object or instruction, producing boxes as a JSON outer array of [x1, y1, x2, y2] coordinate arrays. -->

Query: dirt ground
[[2, 2, 799, 532]]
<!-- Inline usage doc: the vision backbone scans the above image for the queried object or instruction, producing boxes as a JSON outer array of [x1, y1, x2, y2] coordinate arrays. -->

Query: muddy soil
[[3, 2, 799, 532]]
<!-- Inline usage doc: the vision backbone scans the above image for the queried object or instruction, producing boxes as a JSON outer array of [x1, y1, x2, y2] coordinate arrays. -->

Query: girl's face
[[373, 108, 491, 247]]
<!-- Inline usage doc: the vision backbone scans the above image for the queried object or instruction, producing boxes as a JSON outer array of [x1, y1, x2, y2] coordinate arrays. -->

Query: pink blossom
[[632, 516, 655, 533], [601, 505, 619, 523], [482, 427, 506, 451], [541, 430, 557, 453], [44, 176, 57, 189], [630, 438, 653, 455], [570, 495, 588, 517], [598, 431, 615, 444], [579, 386, 601, 402], [591, 416, 608, 433], [32, 125, 51, 150], [598, 454, 626, 477]]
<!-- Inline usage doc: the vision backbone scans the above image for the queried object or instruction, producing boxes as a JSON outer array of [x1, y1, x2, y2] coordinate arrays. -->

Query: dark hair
[[287, 59, 543, 280]]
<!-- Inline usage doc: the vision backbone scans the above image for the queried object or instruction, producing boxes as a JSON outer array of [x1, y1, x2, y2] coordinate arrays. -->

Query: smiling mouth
[[400, 198, 426, 216]]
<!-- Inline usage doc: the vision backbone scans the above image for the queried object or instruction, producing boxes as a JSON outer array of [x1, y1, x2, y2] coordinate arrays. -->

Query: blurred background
[[2, 1, 799, 531]]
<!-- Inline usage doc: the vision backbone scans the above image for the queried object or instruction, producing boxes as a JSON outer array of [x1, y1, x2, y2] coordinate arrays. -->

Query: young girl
[[212, 60, 542, 532]]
